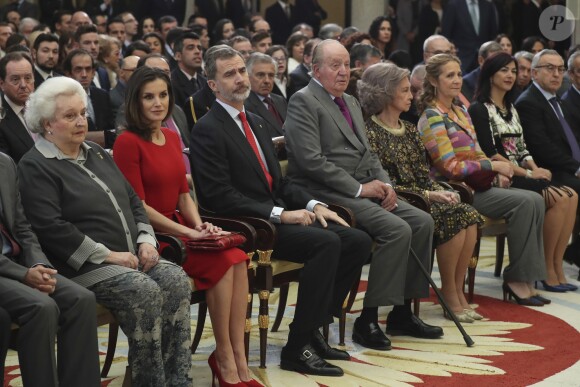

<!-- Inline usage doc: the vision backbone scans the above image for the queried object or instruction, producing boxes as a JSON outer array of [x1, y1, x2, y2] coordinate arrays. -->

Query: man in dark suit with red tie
[[189, 45, 371, 377], [244, 52, 287, 137]]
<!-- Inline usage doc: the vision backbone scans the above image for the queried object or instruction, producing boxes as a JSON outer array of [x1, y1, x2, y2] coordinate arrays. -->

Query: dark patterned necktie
[[549, 97, 580, 162]]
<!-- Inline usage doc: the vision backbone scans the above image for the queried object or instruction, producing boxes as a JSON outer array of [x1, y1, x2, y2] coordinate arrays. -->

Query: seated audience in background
[[113, 66, 259, 386], [0, 151, 101, 387], [266, 45, 289, 99], [368, 16, 394, 59], [190, 23, 210, 51], [244, 52, 287, 137], [360, 62, 483, 322], [183, 47, 218, 131], [143, 32, 168, 56], [388, 50, 413, 70], [265, 0, 297, 45], [110, 55, 139, 118], [285, 40, 443, 350], [291, 22, 314, 39], [338, 26, 359, 46], [349, 43, 381, 71], [470, 51, 578, 293], [97, 35, 121, 89], [461, 41, 502, 102], [171, 32, 204, 106], [190, 44, 371, 377], [106, 16, 126, 52], [418, 53, 548, 306], [31, 32, 60, 88], [287, 37, 319, 97], [521, 35, 546, 54], [121, 12, 138, 46], [249, 18, 271, 37], [63, 49, 115, 147], [5, 33, 27, 51], [495, 33, 513, 55], [213, 18, 235, 43], [399, 64, 426, 125], [562, 51, 580, 130], [18, 76, 193, 387], [286, 32, 308, 74], [140, 16, 155, 36], [318, 23, 342, 40], [0, 52, 35, 163], [513, 50, 534, 99], [251, 31, 272, 54], [228, 35, 253, 62], [74, 24, 110, 91], [343, 31, 372, 52], [125, 40, 151, 57]]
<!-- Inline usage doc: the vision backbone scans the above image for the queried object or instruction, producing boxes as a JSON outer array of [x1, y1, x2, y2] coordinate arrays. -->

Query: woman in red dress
[[114, 66, 258, 386]]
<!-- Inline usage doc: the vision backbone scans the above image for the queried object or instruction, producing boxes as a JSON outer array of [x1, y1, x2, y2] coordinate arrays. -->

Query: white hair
[[25, 77, 87, 134]]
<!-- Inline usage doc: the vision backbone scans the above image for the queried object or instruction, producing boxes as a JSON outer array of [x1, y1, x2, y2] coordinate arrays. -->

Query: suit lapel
[[308, 80, 365, 153], [530, 84, 569, 144], [214, 103, 273, 192], [247, 92, 281, 135], [4, 103, 34, 148]]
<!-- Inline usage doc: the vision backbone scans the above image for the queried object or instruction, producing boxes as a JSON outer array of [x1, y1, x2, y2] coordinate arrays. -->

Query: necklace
[[372, 115, 405, 135]]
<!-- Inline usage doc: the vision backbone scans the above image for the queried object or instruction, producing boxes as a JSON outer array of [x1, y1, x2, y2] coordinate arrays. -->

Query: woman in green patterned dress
[[358, 62, 483, 322]]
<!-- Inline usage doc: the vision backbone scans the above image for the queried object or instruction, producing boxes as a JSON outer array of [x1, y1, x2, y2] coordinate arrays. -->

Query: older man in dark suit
[[0, 52, 35, 163], [0, 152, 100, 387], [244, 52, 287, 137], [189, 45, 371, 377], [284, 39, 442, 350]]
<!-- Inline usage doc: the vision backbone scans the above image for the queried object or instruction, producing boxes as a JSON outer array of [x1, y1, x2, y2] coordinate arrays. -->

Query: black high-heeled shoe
[[502, 283, 544, 306]]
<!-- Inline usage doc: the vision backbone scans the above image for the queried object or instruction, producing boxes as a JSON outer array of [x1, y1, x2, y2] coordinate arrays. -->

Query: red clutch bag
[[186, 233, 247, 251], [464, 170, 498, 192]]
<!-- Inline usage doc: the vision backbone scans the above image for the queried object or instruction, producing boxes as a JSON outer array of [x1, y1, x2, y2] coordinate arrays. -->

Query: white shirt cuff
[[269, 206, 284, 223], [306, 200, 326, 212]]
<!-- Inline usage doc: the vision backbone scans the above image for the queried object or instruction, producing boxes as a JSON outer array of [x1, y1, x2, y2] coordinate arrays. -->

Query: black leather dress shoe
[[352, 317, 392, 350], [280, 344, 344, 376], [311, 330, 351, 360], [386, 312, 443, 339]]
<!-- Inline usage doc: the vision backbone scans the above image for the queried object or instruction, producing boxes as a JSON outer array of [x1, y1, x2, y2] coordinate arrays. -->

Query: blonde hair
[[417, 53, 461, 113]]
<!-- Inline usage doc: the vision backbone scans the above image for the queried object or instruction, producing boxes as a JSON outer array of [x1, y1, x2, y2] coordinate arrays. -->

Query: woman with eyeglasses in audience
[[469, 51, 578, 293]]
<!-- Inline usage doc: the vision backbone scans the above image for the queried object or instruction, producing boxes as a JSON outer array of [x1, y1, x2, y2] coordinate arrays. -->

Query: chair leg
[[271, 283, 289, 333], [467, 231, 482, 303], [258, 290, 270, 368], [494, 234, 506, 277], [191, 302, 207, 354], [122, 365, 132, 387], [101, 322, 119, 378], [244, 293, 253, 363], [338, 309, 347, 346]]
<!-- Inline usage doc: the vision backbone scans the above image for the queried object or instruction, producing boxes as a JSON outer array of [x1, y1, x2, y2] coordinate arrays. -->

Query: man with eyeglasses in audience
[[517, 49, 580, 277], [0, 52, 35, 163], [110, 55, 139, 119], [229, 35, 253, 62]]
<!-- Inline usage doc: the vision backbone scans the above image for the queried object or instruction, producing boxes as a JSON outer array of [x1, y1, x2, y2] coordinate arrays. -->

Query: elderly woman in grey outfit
[[17, 77, 192, 386]]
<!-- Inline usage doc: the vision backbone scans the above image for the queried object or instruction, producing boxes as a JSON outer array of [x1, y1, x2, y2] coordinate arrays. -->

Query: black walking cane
[[410, 248, 475, 347]]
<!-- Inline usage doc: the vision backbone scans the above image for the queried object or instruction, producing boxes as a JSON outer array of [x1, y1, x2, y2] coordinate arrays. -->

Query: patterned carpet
[[4, 237, 580, 386]]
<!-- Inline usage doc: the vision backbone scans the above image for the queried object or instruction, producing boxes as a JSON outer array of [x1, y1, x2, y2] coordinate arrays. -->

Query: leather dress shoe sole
[[386, 314, 444, 339], [352, 319, 392, 350], [280, 345, 344, 377]]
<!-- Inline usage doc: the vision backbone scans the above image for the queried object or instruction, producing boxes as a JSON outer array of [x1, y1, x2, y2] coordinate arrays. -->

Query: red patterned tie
[[264, 96, 283, 126], [239, 112, 273, 191]]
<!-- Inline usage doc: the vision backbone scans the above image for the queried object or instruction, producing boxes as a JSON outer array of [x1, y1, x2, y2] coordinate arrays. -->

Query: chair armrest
[[328, 203, 356, 227], [233, 216, 277, 251], [395, 189, 430, 212], [444, 182, 474, 204], [156, 233, 186, 265], [201, 216, 257, 253]]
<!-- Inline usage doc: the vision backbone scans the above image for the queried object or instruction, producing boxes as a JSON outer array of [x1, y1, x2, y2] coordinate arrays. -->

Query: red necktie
[[264, 96, 283, 126], [239, 112, 273, 191], [0, 222, 21, 257]]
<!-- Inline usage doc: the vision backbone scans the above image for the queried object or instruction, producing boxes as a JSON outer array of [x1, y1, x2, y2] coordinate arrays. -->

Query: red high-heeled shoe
[[208, 351, 245, 387], [242, 379, 263, 387]]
